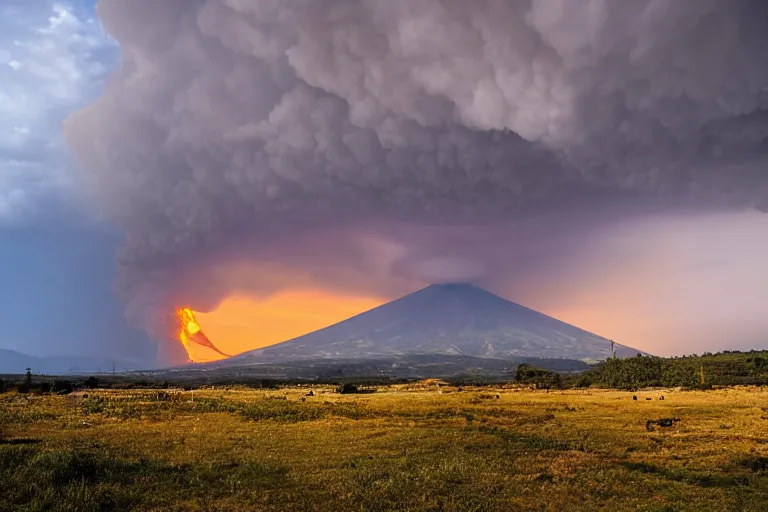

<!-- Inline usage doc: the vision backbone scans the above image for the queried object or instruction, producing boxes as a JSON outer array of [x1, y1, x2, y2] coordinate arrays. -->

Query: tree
[[514, 364, 561, 389], [20, 368, 32, 393]]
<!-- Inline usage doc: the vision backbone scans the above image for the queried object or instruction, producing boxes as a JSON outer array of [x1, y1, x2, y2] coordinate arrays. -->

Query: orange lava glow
[[177, 307, 201, 335], [191, 290, 384, 359], [175, 308, 199, 361], [175, 307, 233, 363]]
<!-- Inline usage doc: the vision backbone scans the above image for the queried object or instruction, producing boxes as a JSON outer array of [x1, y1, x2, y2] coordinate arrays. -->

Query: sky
[[2, 1, 768, 365], [0, 1, 155, 363]]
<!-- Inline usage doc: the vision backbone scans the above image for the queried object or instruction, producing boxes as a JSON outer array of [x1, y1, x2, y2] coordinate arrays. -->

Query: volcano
[[225, 284, 644, 365]]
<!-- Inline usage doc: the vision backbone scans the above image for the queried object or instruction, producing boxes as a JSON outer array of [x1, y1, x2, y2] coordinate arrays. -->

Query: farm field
[[1, 385, 767, 511]]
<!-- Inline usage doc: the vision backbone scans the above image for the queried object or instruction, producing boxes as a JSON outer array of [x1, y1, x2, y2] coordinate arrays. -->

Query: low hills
[[0, 348, 146, 375]]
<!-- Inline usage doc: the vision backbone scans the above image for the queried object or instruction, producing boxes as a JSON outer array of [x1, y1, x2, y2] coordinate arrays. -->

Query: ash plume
[[64, 0, 768, 357]]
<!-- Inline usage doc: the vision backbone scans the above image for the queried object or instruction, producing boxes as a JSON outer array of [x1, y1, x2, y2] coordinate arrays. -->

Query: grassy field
[[1, 384, 767, 511]]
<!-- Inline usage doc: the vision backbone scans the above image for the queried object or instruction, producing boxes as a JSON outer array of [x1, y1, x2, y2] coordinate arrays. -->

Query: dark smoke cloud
[[65, 0, 768, 355]]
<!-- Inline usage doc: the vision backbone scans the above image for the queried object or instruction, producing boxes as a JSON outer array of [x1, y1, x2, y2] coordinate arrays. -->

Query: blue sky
[[0, 1, 154, 361], [0, 0, 114, 223]]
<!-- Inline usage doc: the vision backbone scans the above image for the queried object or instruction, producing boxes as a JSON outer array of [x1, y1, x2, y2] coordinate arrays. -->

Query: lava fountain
[[175, 307, 230, 362]]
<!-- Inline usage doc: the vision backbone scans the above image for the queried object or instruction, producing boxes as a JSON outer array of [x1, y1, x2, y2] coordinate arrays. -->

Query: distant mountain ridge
[[0, 349, 148, 375], [225, 284, 644, 365]]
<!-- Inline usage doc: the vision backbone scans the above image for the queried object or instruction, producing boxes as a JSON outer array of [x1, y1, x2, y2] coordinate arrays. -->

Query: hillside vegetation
[[514, 351, 768, 390]]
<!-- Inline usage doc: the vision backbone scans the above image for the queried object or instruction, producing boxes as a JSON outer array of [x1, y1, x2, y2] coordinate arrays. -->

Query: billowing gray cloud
[[65, 0, 768, 354]]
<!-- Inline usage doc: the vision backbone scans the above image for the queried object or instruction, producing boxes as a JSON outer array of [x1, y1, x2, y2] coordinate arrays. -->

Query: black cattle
[[633, 395, 638, 401], [645, 418, 681, 431]]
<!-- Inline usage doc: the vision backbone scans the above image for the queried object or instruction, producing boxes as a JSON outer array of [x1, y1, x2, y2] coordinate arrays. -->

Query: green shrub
[[84, 376, 100, 389], [336, 383, 359, 394], [51, 380, 74, 394]]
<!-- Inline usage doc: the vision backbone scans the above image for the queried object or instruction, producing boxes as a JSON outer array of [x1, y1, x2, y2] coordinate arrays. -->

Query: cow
[[646, 417, 680, 430]]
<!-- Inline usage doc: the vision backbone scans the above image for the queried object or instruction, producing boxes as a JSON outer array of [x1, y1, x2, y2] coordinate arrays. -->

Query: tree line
[[0, 369, 101, 394], [2, 350, 767, 393], [516, 350, 768, 390]]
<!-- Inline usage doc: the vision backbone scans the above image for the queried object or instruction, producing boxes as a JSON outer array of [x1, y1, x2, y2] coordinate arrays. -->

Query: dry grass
[[1, 385, 766, 511]]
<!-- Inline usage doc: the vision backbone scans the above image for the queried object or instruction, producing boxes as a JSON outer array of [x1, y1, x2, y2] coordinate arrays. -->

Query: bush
[[53, 380, 75, 394], [336, 383, 359, 394], [84, 377, 99, 389], [514, 364, 562, 389]]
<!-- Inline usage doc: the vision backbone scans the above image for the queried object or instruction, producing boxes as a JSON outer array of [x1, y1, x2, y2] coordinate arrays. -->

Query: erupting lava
[[175, 308, 230, 362]]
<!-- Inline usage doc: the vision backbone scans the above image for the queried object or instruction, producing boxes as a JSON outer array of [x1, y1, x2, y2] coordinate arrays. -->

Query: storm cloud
[[64, 0, 768, 357]]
